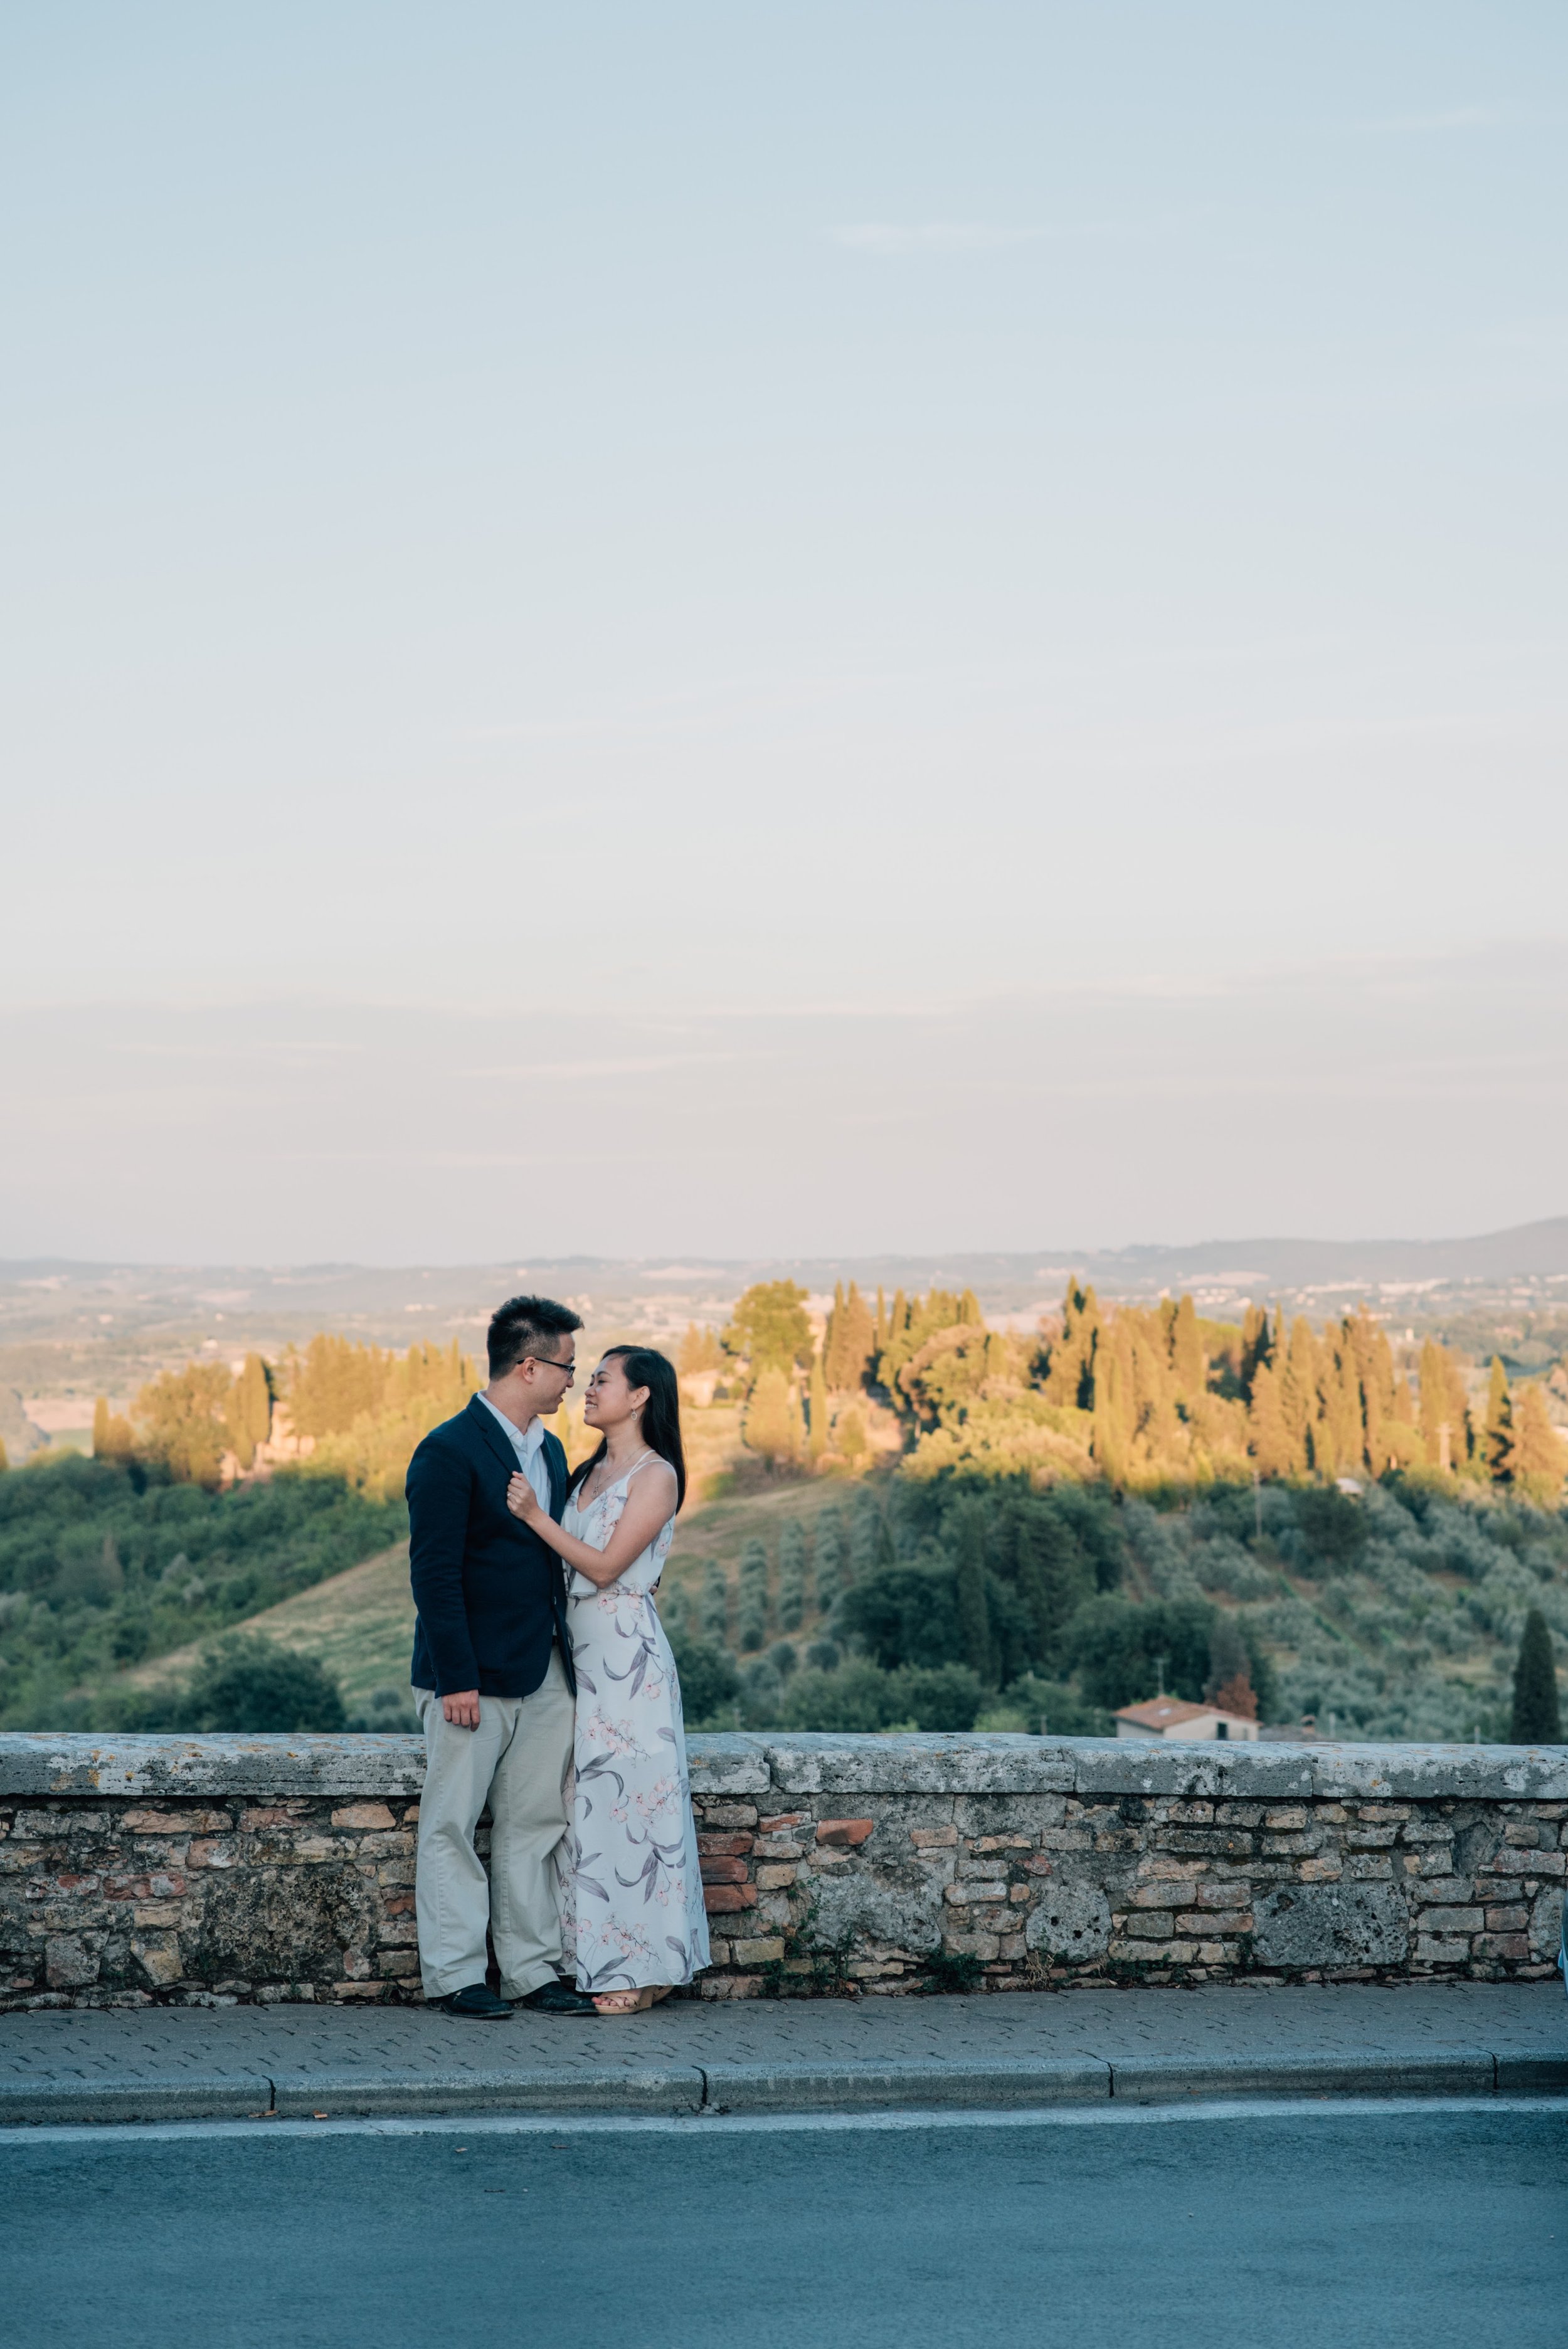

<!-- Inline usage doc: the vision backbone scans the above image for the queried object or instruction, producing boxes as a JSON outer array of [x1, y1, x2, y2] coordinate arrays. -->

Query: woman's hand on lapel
[[506, 1471, 545, 1528]]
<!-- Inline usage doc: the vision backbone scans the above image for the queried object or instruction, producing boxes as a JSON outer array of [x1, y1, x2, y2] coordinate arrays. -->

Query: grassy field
[[120, 1541, 416, 1709], [109, 1440, 857, 1710]]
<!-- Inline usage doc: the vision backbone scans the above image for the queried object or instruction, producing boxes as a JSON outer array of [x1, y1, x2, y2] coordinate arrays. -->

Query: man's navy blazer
[[406, 1396, 575, 1699]]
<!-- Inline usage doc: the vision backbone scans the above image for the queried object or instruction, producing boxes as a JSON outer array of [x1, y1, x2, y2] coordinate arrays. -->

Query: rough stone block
[[1253, 1880, 1409, 1968], [44, 1933, 98, 1988], [330, 1805, 397, 1830], [810, 1865, 943, 1955], [702, 1884, 758, 1914], [1131, 1881, 1197, 1907], [129, 1933, 182, 1986], [755, 1865, 797, 1890], [1155, 1830, 1255, 1857], [815, 1820, 876, 1847], [941, 1929, 1000, 1959], [124, 1810, 230, 1834], [1473, 1933, 1530, 1961], [731, 1938, 786, 1965], [1528, 1886, 1564, 1961], [186, 1840, 238, 1870], [1194, 1880, 1252, 1907], [699, 1856, 750, 1885], [697, 1833, 754, 1857]]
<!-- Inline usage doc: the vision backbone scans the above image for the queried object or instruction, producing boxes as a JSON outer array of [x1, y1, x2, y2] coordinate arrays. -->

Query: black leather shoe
[[517, 1978, 598, 2016], [432, 1982, 514, 2019]]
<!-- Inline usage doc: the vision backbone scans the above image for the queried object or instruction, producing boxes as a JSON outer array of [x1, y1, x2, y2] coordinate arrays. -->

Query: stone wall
[[1, 1732, 1563, 2010]]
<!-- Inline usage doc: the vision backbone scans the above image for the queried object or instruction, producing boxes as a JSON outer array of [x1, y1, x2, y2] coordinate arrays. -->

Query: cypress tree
[[814, 1508, 845, 1599], [848, 1492, 883, 1581], [240, 1354, 272, 1446], [1168, 1293, 1205, 1398], [1483, 1358, 1513, 1483], [1509, 1384, 1568, 1505], [958, 1288, 983, 1329], [824, 1282, 848, 1390], [1510, 1608, 1562, 1744], [93, 1397, 110, 1458], [807, 1354, 829, 1464], [874, 1286, 887, 1352], [701, 1563, 730, 1645], [951, 1503, 997, 1685], [1247, 1362, 1293, 1479], [1240, 1305, 1271, 1401], [842, 1281, 876, 1389], [738, 1537, 770, 1649], [1279, 1318, 1318, 1475], [777, 1520, 807, 1630], [1418, 1338, 1451, 1467]]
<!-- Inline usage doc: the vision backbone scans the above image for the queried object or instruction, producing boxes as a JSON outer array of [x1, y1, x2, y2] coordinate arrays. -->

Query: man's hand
[[442, 1689, 482, 1730], [506, 1471, 544, 1527]]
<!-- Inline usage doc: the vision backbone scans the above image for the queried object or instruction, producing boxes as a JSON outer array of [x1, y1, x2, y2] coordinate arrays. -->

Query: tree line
[[692, 1277, 1567, 1505], [76, 1335, 480, 1501]]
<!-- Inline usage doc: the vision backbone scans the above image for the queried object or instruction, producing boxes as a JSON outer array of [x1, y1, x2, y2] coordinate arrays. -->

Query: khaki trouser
[[413, 1649, 575, 2000]]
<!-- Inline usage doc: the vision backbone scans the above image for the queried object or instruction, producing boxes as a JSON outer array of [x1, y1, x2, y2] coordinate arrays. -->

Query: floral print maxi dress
[[557, 1463, 711, 1995]]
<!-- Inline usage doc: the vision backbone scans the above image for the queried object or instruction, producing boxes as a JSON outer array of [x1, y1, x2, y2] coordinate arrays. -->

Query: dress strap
[[582, 1449, 654, 1509]]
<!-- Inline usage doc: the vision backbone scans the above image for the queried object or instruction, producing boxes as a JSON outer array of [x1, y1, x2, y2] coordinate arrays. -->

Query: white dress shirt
[[477, 1393, 553, 1512]]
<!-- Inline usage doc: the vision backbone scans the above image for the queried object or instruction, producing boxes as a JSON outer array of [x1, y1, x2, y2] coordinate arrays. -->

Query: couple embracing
[[406, 1294, 709, 2018]]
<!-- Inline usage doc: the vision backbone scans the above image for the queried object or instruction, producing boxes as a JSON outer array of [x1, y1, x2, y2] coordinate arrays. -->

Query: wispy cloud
[[831, 211, 1204, 257], [831, 222, 1056, 255], [461, 1054, 734, 1081], [1350, 106, 1502, 133]]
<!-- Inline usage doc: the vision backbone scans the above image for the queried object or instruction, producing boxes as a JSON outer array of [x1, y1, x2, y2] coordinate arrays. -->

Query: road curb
[[3, 2045, 1566, 2126], [0, 2077, 268, 2126], [268, 2065, 708, 2119]]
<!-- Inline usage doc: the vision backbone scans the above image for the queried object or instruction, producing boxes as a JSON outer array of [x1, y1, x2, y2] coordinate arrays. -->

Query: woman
[[506, 1344, 710, 2014]]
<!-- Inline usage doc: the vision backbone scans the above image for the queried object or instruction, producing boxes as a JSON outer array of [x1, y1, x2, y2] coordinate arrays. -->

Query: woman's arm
[[507, 1462, 677, 1588]]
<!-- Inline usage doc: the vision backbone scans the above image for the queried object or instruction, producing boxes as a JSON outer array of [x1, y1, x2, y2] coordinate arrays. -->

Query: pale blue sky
[[1, 5, 1564, 1256]]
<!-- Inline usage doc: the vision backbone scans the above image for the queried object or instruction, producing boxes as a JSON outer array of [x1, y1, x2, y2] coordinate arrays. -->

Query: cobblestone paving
[[2, 1981, 1562, 2121]]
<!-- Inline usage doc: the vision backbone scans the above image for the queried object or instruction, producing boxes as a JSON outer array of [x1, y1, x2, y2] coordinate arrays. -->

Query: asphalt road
[[2, 2101, 1564, 2349]]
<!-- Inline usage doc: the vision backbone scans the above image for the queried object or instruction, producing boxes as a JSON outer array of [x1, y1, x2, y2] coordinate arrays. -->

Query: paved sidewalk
[[1, 1982, 1564, 2124]]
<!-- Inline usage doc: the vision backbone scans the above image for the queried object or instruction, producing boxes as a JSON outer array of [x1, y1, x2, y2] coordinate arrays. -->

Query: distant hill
[[1059, 1217, 1568, 1290], [4, 1215, 1567, 1354]]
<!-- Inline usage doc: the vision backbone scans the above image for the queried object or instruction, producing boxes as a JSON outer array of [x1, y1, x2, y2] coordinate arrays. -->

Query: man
[[407, 1293, 596, 2017]]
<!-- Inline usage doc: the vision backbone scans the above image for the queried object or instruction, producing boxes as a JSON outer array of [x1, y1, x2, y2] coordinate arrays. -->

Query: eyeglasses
[[527, 1354, 576, 1377]]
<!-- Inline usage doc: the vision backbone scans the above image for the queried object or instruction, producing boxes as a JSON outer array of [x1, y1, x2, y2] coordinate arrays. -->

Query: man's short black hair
[[487, 1294, 583, 1380]]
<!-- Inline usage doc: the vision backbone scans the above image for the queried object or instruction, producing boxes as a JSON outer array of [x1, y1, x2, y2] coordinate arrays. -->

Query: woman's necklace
[[583, 1446, 651, 1508]]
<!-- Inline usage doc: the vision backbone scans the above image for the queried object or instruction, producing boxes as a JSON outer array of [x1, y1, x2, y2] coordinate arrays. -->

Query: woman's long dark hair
[[566, 1345, 686, 1512]]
